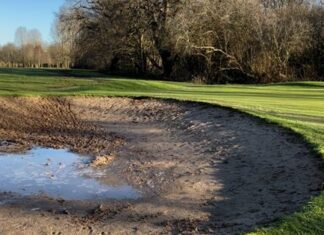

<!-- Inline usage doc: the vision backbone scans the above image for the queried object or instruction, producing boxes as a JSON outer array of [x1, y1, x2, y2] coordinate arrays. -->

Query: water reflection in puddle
[[0, 147, 141, 200]]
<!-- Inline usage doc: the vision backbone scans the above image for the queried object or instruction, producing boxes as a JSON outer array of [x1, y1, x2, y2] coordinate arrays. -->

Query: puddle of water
[[0, 147, 141, 200]]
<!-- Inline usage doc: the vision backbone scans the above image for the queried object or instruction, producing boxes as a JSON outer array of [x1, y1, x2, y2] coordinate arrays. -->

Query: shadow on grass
[[0, 68, 106, 78]]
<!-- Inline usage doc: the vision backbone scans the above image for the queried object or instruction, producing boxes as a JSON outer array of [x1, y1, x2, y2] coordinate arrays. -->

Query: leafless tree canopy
[[0, 25, 72, 69], [0, 0, 323, 83]]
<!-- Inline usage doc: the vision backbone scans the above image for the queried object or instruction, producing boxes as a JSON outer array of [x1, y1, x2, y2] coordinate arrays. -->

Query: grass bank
[[0, 68, 323, 234]]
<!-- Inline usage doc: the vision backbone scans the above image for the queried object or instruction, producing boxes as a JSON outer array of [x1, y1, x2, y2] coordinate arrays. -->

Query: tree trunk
[[159, 49, 174, 78], [110, 55, 119, 72]]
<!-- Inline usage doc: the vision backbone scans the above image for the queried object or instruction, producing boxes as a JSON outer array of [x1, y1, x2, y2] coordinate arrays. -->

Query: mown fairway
[[0, 68, 323, 234]]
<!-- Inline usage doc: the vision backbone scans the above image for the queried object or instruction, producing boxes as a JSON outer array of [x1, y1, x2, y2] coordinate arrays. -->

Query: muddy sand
[[0, 97, 322, 235]]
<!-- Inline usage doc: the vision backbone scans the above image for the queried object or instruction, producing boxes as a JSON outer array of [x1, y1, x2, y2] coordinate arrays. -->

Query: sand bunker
[[0, 97, 322, 234]]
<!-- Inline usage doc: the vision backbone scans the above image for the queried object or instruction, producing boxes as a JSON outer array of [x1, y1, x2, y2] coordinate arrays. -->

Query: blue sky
[[0, 0, 65, 45]]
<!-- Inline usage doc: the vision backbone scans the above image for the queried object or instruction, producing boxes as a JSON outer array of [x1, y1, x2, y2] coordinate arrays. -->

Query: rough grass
[[0, 68, 323, 234]]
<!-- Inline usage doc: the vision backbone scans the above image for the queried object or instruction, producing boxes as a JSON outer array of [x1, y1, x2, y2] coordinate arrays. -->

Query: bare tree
[[0, 27, 62, 68], [3, 0, 320, 82]]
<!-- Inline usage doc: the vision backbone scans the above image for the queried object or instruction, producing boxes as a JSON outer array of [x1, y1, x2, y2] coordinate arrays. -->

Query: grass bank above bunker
[[0, 97, 322, 234]]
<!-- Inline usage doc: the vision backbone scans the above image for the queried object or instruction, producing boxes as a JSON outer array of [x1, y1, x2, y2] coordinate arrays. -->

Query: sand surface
[[0, 97, 322, 234]]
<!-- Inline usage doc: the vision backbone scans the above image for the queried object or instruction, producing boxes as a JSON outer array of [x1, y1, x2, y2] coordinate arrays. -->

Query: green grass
[[0, 68, 323, 234]]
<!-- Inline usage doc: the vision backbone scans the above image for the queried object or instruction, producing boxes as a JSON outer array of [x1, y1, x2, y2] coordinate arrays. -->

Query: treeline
[[57, 0, 324, 83], [2, 1, 322, 83], [0, 27, 71, 68]]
